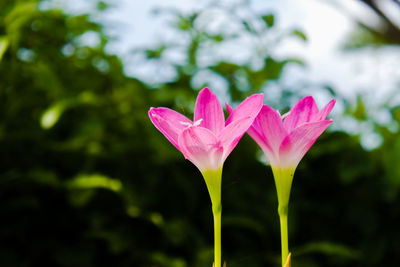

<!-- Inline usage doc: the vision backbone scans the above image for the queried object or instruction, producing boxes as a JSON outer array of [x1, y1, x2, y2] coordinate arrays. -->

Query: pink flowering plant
[[149, 88, 263, 267], [242, 96, 335, 266], [150, 89, 334, 267]]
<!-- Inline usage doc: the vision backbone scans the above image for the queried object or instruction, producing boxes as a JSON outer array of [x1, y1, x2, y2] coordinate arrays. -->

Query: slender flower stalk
[[149, 88, 263, 267], [203, 169, 223, 266], [229, 96, 335, 266], [273, 168, 294, 265]]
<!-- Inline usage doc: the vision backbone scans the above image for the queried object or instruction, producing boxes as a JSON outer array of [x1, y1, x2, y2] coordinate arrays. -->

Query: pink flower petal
[[194, 88, 225, 135], [258, 105, 287, 153], [248, 105, 287, 166], [279, 120, 333, 169], [148, 107, 192, 151], [247, 123, 278, 165], [225, 94, 264, 125], [314, 99, 336, 121], [283, 96, 319, 132], [178, 126, 224, 172], [219, 116, 254, 161]]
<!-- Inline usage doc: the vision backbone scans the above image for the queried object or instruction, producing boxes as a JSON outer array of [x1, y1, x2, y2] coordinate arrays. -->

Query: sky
[[96, 0, 399, 106], [48, 0, 400, 149], [53, 0, 400, 99]]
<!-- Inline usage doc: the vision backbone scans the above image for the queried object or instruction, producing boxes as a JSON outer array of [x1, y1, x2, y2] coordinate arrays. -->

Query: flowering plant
[[149, 88, 263, 267], [246, 96, 335, 266]]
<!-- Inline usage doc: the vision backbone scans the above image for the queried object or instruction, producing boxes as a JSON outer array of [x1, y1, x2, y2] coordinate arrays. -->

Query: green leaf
[[291, 29, 307, 41], [263, 57, 286, 80], [208, 34, 224, 42], [4, 2, 38, 25], [67, 173, 122, 192], [262, 14, 275, 28], [350, 95, 367, 121], [97, 1, 109, 11], [284, 58, 305, 66], [0, 36, 9, 61], [4, 2, 39, 47], [242, 20, 256, 34], [343, 27, 388, 49], [324, 85, 337, 97], [40, 102, 66, 129], [209, 61, 240, 76], [247, 69, 268, 90], [176, 13, 198, 31], [145, 45, 167, 59]]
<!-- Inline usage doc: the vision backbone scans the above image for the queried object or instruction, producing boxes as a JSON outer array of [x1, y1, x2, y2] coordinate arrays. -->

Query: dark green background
[[1, 1, 399, 266]]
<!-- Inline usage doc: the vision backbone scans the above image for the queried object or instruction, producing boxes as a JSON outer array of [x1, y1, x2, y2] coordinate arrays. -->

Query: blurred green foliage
[[0, 1, 400, 267]]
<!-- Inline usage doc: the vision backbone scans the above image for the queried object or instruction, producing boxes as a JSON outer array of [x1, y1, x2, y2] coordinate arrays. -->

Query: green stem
[[272, 168, 295, 267], [279, 208, 288, 266], [202, 169, 223, 267], [213, 207, 222, 267]]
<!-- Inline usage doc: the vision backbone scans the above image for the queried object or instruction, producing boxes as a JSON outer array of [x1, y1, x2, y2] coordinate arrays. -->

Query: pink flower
[[231, 96, 334, 266], [230, 96, 335, 170], [148, 87, 264, 172]]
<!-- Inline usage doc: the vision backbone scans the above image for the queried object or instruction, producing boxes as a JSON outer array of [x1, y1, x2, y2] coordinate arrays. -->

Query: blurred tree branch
[[358, 0, 400, 43], [328, 0, 400, 46]]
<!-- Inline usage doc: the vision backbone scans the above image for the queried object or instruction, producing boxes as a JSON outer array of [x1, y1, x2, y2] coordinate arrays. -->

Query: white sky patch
[[51, 0, 400, 149], [54, 0, 400, 103]]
